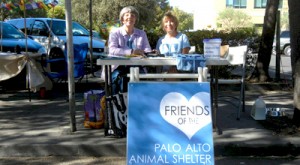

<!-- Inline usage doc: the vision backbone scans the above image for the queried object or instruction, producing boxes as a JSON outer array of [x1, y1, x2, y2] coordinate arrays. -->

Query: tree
[[69, 0, 158, 33], [217, 8, 253, 30], [145, 0, 172, 47], [146, 0, 172, 33], [172, 7, 193, 32], [249, 0, 279, 82], [288, 0, 300, 127], [47, 5, 65, 19], [280, 10, 289, 30]]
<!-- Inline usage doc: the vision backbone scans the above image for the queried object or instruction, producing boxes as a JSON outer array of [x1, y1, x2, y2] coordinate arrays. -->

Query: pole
[[0, 22, 2, 52], [275, 10, 281, 81], [65, 0, 76, 132], [89, 0, 94, 76], [22, 1, 31, 102]]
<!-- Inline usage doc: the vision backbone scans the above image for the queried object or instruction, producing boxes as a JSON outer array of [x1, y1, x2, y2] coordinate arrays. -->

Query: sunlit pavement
[[0, 56, 298, 164]]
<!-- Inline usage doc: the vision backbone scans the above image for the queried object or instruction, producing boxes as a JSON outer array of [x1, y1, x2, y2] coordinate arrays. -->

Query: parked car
[[273, 30, 291, 56], [0, 21, 46, 54], [92, 30, 102, 40], [6, 18, 105, 72]]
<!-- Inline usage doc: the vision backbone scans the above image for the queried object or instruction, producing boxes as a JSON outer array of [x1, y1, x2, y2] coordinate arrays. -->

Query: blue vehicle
[[0, 21, 46, 54], [6, 18, 105, 72], [6, 18, 105, 69]]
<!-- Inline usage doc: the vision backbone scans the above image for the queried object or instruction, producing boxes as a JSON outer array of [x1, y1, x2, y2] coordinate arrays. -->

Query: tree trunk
[[250, 0, 279, 82], [288, 0, 300, 127]]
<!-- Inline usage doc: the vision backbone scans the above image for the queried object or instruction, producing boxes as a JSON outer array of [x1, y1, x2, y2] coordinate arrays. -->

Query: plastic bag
[[105, 92, 128, 138], [83, 90, 106, 129]]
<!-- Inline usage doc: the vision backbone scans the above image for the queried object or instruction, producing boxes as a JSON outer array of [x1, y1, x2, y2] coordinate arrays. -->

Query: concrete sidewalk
[[0, 78, 299, 159]]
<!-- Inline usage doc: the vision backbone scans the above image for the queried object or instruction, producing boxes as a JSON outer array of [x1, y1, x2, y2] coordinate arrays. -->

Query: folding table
[[96, 56, 230, 135]]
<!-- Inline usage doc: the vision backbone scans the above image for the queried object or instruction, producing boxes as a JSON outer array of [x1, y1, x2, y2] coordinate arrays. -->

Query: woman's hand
[[145, 49, 159, 56]]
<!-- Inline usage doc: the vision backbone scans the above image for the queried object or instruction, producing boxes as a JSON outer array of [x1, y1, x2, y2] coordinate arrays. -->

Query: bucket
[[203, 38, 222, 59], [251, 96, 266, 120]]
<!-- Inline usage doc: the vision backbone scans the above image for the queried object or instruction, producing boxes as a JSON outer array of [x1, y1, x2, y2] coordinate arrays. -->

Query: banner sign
[[127, 82, 214, 165], [0, 0, 58, 11]]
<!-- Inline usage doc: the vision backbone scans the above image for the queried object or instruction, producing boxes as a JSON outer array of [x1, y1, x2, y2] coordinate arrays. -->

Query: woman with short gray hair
[[119, 6, 139, 24], [108, 6, 152, 94], [109, 6, 151, 56]]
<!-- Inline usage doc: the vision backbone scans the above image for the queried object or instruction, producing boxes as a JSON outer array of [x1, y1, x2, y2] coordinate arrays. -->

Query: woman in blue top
[[156, 11, 191, 73], [156, 12, 190, 56]]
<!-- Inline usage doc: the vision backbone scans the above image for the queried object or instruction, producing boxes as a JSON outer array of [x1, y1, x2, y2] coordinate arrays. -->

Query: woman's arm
[[181, 33, 191, 54], [108, 30, 132, 56], [141, 30, 152, 53]]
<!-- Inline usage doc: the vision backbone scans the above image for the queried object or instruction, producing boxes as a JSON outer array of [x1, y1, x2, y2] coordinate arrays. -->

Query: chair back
[[226, 45, 248, 65], [73, 43, 88, 78], [40, 52, 67, 80], [41, 43, 88, 82], [217, 45, 248, 120], [64, 43, 88, 78]]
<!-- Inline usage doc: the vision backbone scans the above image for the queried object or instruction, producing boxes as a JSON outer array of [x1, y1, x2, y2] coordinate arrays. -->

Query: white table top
[[96, 57, 230, 66]]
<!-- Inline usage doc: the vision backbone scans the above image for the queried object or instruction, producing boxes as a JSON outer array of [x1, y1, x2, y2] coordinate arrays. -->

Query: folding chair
[[41, 43, 88, 83], [40, 51, 67, 83], [67, 43, 89, 82], [217, 45, 248, 120]]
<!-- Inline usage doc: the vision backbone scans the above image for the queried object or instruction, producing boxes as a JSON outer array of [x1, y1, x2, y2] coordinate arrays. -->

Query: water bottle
[[251, 96, 266, 120]]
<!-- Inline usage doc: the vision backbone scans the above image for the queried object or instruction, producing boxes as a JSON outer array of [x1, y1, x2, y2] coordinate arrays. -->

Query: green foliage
[[147, 27, 259, 54], [25, 8, 48, 18], [69, 0, 158, 33], [280, 11, 289, 30], [146, 30, 163, 49], [65, 0, 174, 42], [145, 3, 193, 47], [217, 8, 253, 30], [1, 6, 48, 20], [47, 6, 65, 19], [0, 0, 57, 19], [172, 7, 193, 31], [146, 0, 172, 33], [147, 28, 259, 78], [184, 28, 258, 54]]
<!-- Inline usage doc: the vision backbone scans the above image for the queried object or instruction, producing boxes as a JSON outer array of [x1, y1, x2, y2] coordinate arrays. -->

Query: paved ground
[[0, 56, 298, 164], [1, 156, 300, 165], [0, 78, 298, 147]]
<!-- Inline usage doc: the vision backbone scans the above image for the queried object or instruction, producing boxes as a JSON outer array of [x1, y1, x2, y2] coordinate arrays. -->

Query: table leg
[[104, 65, 109, 96], [104, 65, 115, 136], [212, 66, 222, 135], [108, 66, 112, 95], [210, 69, 214, 129]]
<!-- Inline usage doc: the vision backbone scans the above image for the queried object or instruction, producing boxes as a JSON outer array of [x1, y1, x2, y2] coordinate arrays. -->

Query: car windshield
[[47, 20, 90, 36], [0, 22, 25, 39]]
